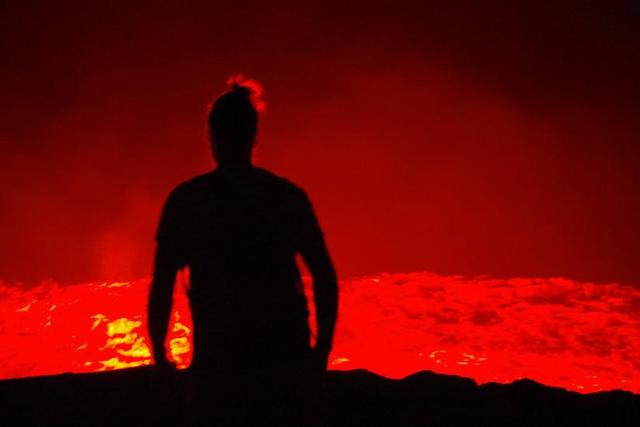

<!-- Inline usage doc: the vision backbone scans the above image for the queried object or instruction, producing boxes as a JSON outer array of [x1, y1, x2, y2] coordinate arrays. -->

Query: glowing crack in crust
[[1, 272, 639, 394]]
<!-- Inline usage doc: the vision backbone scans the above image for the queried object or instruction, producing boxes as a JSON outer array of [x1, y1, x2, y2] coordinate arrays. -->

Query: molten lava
[[1, 272, 638, 394]]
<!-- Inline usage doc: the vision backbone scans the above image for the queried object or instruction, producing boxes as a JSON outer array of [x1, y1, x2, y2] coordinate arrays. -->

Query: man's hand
[[308, 347, 331, 373], [153, 358, 179, 403], [154, 356, 176, 372]]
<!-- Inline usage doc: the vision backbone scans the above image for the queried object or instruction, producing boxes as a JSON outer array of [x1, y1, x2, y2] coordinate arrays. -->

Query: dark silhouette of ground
[[2, 368, 639, 427], [147, 78, 338, 425]]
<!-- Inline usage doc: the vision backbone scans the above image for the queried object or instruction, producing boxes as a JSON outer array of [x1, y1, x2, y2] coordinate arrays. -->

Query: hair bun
[[229, 82, 252, 96], [226, 74, 266, 111]]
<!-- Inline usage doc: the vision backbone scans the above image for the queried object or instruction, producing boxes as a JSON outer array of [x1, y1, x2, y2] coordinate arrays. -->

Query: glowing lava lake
[[1, 272, 639, 394]]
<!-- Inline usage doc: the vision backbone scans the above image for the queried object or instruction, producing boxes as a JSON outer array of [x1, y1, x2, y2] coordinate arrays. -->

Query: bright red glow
[[1, 272, 638, 394]]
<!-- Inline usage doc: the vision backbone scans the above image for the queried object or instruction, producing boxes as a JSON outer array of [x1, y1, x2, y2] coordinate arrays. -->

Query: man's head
[[208, 76, 264, 166]]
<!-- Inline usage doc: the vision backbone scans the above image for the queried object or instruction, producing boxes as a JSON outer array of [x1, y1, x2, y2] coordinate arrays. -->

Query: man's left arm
[[148, 242, 180, 368], [148, 187, 186, 369]]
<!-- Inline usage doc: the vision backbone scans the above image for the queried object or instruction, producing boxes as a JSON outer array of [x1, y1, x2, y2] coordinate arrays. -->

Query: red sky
[[1, 1, 639, 286]]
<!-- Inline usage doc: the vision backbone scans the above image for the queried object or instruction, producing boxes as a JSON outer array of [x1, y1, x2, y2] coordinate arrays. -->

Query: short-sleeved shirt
[[155, 166, 324, 370]]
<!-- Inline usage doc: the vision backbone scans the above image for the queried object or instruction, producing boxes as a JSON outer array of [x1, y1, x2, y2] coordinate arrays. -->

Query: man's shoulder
[[156, 174, 211, 217], [166, 168, 309, 204], [254, 167, 307, 198], [167, 172, 215, 198]]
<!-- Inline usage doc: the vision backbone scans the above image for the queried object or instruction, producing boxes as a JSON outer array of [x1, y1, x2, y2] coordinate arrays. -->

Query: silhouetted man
[[148, 77, 338, 425]]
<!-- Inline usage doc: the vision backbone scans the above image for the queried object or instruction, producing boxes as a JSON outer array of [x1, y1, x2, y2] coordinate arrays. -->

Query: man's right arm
[[302, 239, 338, 358], [296, 192, 338, 368]]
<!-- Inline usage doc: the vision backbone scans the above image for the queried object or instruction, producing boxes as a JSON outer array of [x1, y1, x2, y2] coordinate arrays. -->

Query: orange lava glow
[[1, 272, 639, 394]]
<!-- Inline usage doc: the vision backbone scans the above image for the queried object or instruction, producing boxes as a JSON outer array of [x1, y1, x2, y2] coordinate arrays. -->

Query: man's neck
[[216, 160, 254, 172]]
